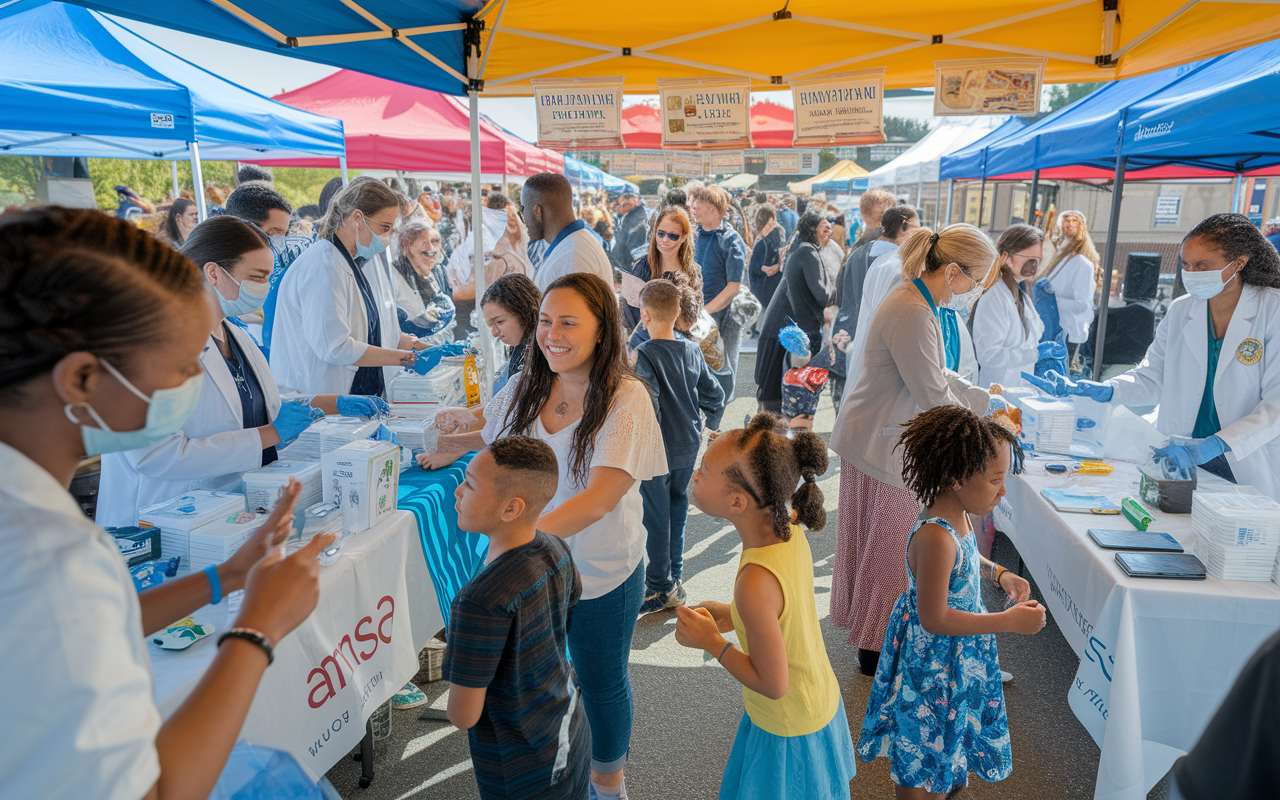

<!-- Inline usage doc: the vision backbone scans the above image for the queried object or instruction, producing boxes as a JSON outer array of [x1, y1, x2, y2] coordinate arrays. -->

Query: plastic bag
[[431, 406, 475, 435], [1072, 395, 1110, 458], [1102, 405, 1167, 462], [208, 742, 324, 800]]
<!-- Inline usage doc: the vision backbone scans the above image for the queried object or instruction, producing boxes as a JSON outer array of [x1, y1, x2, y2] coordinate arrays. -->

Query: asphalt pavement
[[327, 348, 1100, 800]]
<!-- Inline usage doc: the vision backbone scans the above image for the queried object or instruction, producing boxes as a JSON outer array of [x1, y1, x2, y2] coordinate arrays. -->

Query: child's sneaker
[[668, 579, 687, 607], [639, 581, 687, 615], [391, 681, 427, 710]]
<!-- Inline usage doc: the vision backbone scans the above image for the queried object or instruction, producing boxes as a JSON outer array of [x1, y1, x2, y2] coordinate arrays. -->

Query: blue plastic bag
[[209, 742, 325, 800]]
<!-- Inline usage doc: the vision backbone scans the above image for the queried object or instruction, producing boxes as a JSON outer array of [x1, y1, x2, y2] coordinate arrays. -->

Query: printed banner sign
[[708, 152, 745, 174], [657, 78, 752, 150], [790, 68, 885, 147], [634, 151, 668, 174], [668, 152, 706, 178], [532, 77, 625, 150], [766, 150, 820, 175], [743, 149, 767, 175], [611, 152, 636, 173], [934, 58, 1046, 116]]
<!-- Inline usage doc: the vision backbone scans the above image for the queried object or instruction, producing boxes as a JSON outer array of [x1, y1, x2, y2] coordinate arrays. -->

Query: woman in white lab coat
[[971, 224, 1046, 388], [1034, 210, 1098, 366], [0, 207, 333, 800], [96, 217, 388, 529], [1029, 214, 1280, 499], [270, 177, 423, 397]]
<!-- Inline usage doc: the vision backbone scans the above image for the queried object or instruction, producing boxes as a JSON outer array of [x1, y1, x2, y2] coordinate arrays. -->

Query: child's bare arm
[[446, 683, 487, 730], [912, 523, 1045, 637]]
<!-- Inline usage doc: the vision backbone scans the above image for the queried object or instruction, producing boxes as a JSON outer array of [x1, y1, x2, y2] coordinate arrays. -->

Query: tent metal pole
[[945, 179, 954, 225], [170, 161, 180, 201], [188, 142, 207, 221], [340, 155, 350, 185], [1094, 156, 1126, 381], [1028, 168, 1040, 224], [978, 176, 987, 229], [1231, 172, 1243, 213], [469, 88, 493, 400]]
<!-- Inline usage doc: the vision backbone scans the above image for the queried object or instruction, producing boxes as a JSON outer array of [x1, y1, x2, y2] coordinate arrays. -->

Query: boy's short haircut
[[859, 188, 897, 226], [639, 279, 682, 324], [487, 436, 559, 512]]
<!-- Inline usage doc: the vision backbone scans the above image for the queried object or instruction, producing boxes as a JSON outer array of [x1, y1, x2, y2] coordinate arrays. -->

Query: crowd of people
[[3, 158, 1280, 800]]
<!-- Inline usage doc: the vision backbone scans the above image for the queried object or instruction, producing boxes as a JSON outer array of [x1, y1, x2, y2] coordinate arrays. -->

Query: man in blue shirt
[[688, 185, 748, 402], [776, 196, 799, 243]]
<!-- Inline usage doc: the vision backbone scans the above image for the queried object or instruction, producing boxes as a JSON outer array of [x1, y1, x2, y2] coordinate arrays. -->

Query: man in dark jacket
[[610, 193, 649, 273]]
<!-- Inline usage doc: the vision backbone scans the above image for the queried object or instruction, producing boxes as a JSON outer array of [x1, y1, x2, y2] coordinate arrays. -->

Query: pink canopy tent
[[255, 70, 562, 177], [621, 100, 795, 150]]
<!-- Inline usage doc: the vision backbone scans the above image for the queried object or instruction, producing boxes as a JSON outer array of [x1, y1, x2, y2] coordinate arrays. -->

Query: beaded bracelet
[[218, 628, 275, 666]]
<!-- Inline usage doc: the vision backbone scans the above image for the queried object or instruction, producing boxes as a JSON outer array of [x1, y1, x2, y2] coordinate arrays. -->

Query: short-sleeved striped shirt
[[442, 531, 590, 800]]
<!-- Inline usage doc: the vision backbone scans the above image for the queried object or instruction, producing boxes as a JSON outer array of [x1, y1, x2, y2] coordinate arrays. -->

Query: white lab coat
[[1108, 285, 1280, 501], [1047, 253, 1096, 344], [842, 245, 900, 393], [971, 282, 1045, 389], [96, 324, 282, 529], [269, 239, 401, 396]]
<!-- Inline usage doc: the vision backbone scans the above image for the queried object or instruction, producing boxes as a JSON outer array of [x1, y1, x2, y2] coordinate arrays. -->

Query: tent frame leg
[[171, 161, 181, 202], [469, 88, 494, 401], [188, 142, 207, 221], [1231, 172, 1243, 213], [1094, 157, 1126, 381], [945, 179, 954, 225], [1029, 168, 1040, 226], [340, 155, 350, 185]]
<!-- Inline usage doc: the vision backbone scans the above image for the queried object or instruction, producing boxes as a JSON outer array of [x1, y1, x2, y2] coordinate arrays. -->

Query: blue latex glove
[[371, 424, 399, 445], [1034, 277, 1054, 295], [273, 400, 323, 447], [986, 395, 1013, 417], [408, 342, 468, 376], [1021, 370, 1115, 402], [336, 395, 390, 418], [1151, 444, 1196, 480], [1022, 370, 1071, 397], [1172, 435, 1229, 465]]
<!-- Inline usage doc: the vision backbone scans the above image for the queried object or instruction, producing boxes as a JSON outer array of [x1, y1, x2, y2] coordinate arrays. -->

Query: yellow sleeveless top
[[729, 525, 840, 737]]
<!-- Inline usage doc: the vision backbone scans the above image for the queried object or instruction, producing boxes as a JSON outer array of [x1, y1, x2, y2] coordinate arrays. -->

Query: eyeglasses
[[1011, 254, 1041, 270], [824, 217, 838, 224], [655, 230, 683, 242]]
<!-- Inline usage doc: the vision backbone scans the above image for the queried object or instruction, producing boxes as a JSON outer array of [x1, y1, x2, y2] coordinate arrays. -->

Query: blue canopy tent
[[563, 156, 639, 194], [938, 117, 1025, 183], [812, 176, 869, 195], [0, 1, 347, 218]]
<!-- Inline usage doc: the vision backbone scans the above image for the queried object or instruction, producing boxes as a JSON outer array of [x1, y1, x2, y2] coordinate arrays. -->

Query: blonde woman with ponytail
[[829, 223, 1002, 677], [1035, 210, 1099, 364], [270, 177, 425, 398]]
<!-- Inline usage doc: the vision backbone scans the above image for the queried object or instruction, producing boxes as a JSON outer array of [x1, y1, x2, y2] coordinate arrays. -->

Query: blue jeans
[[568, 562, 643, 772], [641, 466, 694, 594], [712, 307, 742, 403]]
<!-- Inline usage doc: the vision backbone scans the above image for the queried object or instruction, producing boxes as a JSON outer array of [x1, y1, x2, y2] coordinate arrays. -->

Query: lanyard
[[911, 278, 940, 320]]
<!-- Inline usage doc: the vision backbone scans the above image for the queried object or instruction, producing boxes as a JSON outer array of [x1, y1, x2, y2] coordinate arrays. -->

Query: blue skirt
[[719, 698, 857, 800]]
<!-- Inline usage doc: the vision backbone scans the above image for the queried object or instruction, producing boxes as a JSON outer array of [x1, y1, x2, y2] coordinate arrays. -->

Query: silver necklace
[[554, 381, 580, 417]]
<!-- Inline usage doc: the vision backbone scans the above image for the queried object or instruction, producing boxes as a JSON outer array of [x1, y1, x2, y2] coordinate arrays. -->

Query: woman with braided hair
[[0, 207, 336, 800], [675, 413, 857, 800], [1026, 213, 1280, 500]]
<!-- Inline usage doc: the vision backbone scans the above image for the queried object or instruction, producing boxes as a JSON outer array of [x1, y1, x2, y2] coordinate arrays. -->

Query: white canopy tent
[[867, 116, 1011, 188]]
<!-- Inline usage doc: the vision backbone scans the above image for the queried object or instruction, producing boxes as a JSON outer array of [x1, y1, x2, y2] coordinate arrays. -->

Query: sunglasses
[[655, 230, 683, 242], [824, 217, 838, 224]]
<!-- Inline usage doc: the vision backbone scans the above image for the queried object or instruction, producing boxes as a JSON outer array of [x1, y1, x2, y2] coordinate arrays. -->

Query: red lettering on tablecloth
[[305, 595, 396, 709]]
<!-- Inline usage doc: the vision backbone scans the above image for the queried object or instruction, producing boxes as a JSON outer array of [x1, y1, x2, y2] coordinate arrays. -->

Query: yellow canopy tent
[[474, 0, 1280, 94], [788, 159, 868, 195]]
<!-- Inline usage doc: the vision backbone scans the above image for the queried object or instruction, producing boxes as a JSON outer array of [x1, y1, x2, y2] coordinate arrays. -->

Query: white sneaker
[[1000, 669, 1013, 683]]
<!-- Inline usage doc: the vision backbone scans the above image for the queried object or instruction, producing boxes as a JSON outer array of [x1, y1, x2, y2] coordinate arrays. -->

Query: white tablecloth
[[150, 510, 443, 781], [998, 462, 1280, 800]]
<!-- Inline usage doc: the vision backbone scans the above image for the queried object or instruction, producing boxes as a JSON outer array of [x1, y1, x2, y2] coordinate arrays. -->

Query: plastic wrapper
[[242, 461, 323, 515], [208, 742, 326, 800]]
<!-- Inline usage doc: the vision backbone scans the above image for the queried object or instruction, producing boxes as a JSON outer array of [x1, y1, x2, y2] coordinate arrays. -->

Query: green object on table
[[1121, 496, 1154, 531]]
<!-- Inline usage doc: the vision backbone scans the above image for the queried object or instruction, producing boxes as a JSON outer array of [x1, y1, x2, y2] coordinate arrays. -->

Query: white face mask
[[944, 266, 983, 311], [1181, 259, 1240, 301]]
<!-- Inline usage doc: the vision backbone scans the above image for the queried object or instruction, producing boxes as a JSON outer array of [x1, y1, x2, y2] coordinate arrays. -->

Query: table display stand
[[352, 720, 375, 788]]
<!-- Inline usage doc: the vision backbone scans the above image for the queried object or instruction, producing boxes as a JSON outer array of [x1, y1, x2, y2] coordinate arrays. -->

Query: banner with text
[[790, 68, 886, 147], [657, 78, 752, 150], [767, 150, 821, 175], [669, 152, 706, 178], [634, 151, 668, 174], [532, 77, 625, 150], [934, 58, 1045, 116], [708, 152, 745, 174], [611, 152, 636, 173]]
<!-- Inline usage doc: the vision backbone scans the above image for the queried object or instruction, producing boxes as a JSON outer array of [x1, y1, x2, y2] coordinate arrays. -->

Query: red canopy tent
[[621, 100, 796, 150], [256, 70, 563, 177]]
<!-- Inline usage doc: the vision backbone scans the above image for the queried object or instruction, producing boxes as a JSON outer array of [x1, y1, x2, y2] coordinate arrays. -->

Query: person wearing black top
[[747, 204, 786, 317], [754, 212, 835, 414]]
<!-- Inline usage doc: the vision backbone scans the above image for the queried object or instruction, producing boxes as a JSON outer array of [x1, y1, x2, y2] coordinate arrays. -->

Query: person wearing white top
[[0, 207, 334, 800], [523, 173, 614, 293], [1035, 210, 1099, 362], [96, 217, 387, 529], [270, 177, 423, 397], [971, 224, 1047, 389], [418, 271, 665, 799]]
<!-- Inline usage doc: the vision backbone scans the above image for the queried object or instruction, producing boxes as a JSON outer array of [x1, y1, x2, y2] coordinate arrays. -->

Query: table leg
[[358, 719, 375, 788]]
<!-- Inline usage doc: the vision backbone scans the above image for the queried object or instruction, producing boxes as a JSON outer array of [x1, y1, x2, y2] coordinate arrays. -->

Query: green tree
[[1045, 82, 1105, 113], [884, 116, 931, 143], [271, 167, 351, 209], [0, 156, 42, 202], [818, 147, 837, 173], [87, 158, 236, 209]]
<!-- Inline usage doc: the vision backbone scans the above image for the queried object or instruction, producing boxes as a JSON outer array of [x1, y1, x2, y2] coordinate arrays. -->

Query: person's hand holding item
[[272, 400, 323, 447], [674, 606, 725, 652], [336, 395, 390, 418], [692, 601, 735, 633], [431, 407, 476, 435], [1004, 600, 1047, 634], [399, 350, 419, 369], [1022, 370, 1115, 402], [233, 529, 338, 647], [219, 480, 301, 593], [832, 329, 851, 352], [762, 262, 781, 277], [1153, 435, 1229, 480], [996, 570, 1032, 604], [371, 424, 399, 445]]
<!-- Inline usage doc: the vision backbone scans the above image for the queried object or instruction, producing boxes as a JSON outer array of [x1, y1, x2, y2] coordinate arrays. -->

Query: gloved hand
[[1158, 435, 1229, 468], [409, 342, 469, 376], [1022, 370, 1071, 397], [1034, 277, 1054, 296], [273, 400, 323, 447], [1035, 336, 1069, 379], [1022, 370, 1115, 402], [371, 424, 399, 445], [336, 395, 390, 418], [1151, 444, 1196, 480], [986, 395, 1013, 417]]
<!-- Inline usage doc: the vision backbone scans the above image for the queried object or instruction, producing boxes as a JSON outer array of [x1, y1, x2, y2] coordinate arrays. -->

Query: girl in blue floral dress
[[858, 405, 1047, 798]]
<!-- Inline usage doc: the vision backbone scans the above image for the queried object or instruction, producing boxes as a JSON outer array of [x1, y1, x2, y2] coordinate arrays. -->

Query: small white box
[[187, 511, 266, 572], [139, 491, 246, 569], [322, 440, 401, 535]]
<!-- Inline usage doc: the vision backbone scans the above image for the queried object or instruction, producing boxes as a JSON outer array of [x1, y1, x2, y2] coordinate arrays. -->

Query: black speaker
[[1123, 252, 1161, 302]]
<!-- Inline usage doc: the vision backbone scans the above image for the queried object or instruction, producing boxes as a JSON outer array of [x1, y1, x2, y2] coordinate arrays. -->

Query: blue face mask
[[215, 265, 270, 317], [64, 359, 203, 456], [356, 215, 388, 261], [1181, 259, 1240, 301]]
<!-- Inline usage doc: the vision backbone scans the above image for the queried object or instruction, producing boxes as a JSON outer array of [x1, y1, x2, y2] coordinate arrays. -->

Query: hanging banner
[[766, 150, 821, 175], [668, 152, 706, 178], [743, 150, 768, 175], [657, 77, 752, 150], [612, 152, 636, 173], [532, 77, 625, 150], [790, 68, 886, 147], [634, 151, 668, 174], [933, 58, 1046, 116], [708, 152, 745, 174]]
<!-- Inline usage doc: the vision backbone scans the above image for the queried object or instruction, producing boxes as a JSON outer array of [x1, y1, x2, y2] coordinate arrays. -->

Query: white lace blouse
[[482, 376, 668, 599]]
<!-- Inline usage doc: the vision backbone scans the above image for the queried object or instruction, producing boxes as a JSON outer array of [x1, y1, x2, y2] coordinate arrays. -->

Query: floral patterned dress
[[857, 515, 1012, 792]]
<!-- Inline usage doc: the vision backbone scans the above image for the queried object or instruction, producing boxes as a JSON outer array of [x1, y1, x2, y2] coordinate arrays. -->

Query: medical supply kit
[[138, 490, 247, 574], [1190, 490, 1280, 581], [241, 460, 323, 515], [322, 439, 401, 536], [277, 416, 380, 462]]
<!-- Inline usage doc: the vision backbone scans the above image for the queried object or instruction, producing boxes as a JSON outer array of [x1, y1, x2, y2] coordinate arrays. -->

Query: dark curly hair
[[481, 273, 541, 344], [1184, 213, 1280, 289], [795, 211, 824, 247], [897, 405, 1024, 508], [724, 413, 827, 541]]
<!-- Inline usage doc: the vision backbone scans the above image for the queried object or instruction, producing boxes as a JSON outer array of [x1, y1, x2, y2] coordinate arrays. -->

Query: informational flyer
[[790, 68, 886, 146], [668, 152, 706, 177], [611, 152, 636, 173], [766, 150, 820, 175], [933, 58, 1046, 116], [708, 152, 745, 174], [657, 77, 752, 150], [633, 151, 668, 174], [532, 77, 625, 150]]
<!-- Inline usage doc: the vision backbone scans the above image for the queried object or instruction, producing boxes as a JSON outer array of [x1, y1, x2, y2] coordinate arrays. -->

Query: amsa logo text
[[150, 113, 175, 129], [1133, 120, 1174, 142]]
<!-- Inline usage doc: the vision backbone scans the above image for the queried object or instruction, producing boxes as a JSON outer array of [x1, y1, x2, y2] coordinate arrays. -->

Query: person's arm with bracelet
[[537, 465, 635, 537]]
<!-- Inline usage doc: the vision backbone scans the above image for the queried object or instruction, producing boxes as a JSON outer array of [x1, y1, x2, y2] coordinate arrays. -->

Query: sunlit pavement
[[328, 350, 1100, 800]]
